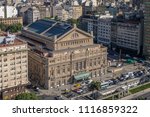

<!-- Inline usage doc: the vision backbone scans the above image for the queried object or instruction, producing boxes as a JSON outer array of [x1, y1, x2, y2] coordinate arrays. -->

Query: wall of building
[[0, 39, 28, 99], [0, 17, 23, 25]]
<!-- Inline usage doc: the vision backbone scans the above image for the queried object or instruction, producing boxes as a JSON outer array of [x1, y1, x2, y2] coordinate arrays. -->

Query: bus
[[101, 82, 109, 90]]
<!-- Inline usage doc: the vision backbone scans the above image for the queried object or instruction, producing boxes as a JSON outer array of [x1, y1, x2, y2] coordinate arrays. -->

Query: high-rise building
[[0, 33, 28, 99], [143, 0, 150, 57]]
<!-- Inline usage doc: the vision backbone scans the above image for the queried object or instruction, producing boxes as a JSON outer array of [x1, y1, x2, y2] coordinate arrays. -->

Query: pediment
[[55, 28, 93, 42]]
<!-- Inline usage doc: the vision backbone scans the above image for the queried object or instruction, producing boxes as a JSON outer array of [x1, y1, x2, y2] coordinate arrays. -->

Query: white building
[[0, 6, 18, 18], [26, 6, 40, 24], [0, 33, 28, 99], [97, 13, 113, 46], [116, 22, 142, 54]]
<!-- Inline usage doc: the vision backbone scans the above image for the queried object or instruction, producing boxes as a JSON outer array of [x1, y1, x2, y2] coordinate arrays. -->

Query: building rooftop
[[0, 34, 26, 48], [25, 19, 73, 39]]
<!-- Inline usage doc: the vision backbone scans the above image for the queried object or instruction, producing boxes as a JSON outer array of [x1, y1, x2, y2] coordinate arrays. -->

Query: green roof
[[74, 72, 91, 81]]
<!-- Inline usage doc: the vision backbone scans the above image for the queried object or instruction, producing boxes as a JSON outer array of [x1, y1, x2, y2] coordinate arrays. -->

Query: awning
[[74, 72, 91, 81]]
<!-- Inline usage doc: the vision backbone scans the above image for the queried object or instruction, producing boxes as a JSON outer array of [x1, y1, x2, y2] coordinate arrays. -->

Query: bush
[[0, 23, 22, 33], [15, 93, 38, 100]]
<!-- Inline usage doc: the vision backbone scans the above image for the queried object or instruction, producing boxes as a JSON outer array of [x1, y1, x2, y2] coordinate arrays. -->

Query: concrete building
[[81, 14, 99, 42], [21, 19, 107, 89], [0, 33, 28, 99], [0, 17, 23, 25], [111, 20, 142, 54], [26, 6, 40, 24], [0, 6, 18, 18], [72, 5, 83, 19], [38, 5, 51, 19], [143, 0, 150, 57], [97, 14, 113, 46], [6, 0, 22, 5]]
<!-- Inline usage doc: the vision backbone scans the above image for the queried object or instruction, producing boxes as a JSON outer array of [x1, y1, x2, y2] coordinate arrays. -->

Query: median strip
[[129, 83, 150, 94]]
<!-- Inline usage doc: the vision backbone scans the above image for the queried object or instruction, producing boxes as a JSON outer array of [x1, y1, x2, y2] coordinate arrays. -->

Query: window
[[4, 58, 7, 62], [62, 65, 65, 73], [57, 66, 60, 74]]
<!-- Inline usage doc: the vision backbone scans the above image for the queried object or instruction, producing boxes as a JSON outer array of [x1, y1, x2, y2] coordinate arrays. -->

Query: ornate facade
[[21, 19, 107, 89]]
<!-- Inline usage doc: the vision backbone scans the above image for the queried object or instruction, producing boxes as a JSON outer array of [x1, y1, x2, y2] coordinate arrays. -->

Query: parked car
[[76, 88, 83, 94], [85, 80, 93, 85], [54, 96, 63, 100], [110, 78, 119, 84], [105, 80, 114, 85]]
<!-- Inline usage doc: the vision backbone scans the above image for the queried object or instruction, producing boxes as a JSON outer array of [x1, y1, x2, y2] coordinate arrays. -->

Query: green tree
[[15, 93, 38, 100], [89, 81, 101, 99], [67, 19, 80, 26], [0, 23, 22, 33], [0, 23, 8, 31], [89, 81, 101, 91]]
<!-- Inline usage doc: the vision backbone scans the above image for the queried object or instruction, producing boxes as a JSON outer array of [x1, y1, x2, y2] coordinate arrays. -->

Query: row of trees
[[15, 93, 38, 100], [0, 23, 22, 33]]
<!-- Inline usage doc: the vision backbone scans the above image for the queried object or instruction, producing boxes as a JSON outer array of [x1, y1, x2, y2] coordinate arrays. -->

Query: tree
[[89, 81, 101, 99], [0, 23, 8, 31], [15, 92, 38, 100], [0, 23, 22, 33], [67, 19, 80, 27], [89, 81, 101, 91]]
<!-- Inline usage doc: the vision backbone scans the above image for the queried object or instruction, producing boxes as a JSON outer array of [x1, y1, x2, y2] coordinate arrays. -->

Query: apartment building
[[0, 33, 28, 99], [111, 20, 142, 54], [97, 14, 113, 46], [81, 15, 99, 42], [26, 6, 40, 24], [21, 19, 107, 89], [72, 5, 83, 19], [0, 17, 23, 25]]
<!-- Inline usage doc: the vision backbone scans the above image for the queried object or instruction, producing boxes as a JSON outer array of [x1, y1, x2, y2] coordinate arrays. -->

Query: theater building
[[21, 19, 107, 89]]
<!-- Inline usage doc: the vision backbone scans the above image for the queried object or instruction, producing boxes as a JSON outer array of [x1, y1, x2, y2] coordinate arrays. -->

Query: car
[[110, 78, 119, 84], [85, 80, 93, 84], [76, 89, 83, 94], [33, 86, 40, 92], [54, 96, 63, 100], [105, 80, 114, 85], [26, 84, 33, 89], [66, 93, 75, 98], [74, 83, 81, 88], [81, 82, 86, 86]]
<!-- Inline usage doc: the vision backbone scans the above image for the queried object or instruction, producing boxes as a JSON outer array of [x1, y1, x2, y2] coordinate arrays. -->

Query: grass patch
[[129, 83, 150, 94], [104, 96, 113, 100]]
